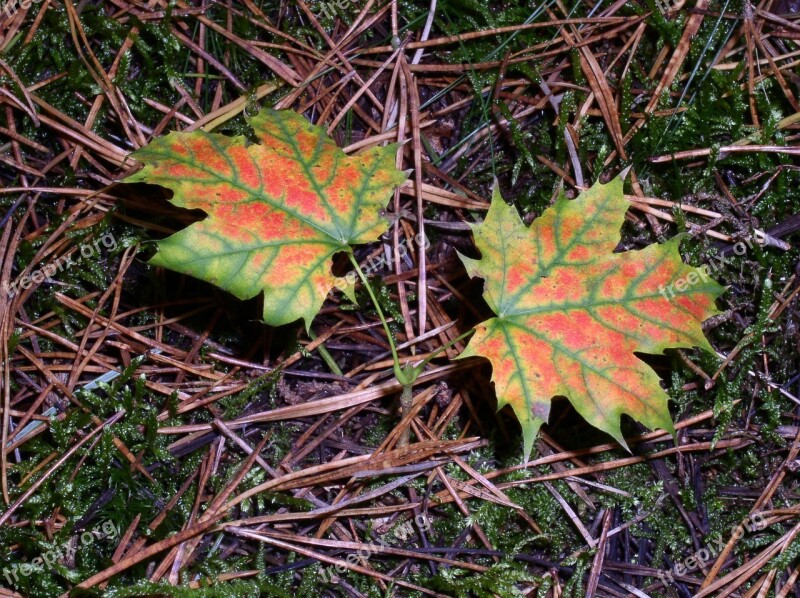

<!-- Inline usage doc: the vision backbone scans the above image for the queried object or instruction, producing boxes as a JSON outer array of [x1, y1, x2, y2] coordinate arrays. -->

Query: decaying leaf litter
[[1, 1, 800, 596]]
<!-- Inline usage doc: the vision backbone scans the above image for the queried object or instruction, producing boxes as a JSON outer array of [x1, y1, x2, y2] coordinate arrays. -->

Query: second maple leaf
[[459, 178, 726, 459]]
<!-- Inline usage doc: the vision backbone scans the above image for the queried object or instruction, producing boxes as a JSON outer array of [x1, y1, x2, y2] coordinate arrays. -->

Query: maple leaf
[[459, 178, 725, 458], [124, 109, 406, 328]]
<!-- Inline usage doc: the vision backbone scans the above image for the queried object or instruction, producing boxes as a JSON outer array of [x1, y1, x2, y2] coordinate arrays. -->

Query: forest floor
[[1, 1, 800, 596]]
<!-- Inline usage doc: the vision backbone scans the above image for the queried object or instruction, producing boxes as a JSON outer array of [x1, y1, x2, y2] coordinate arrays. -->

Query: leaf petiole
[[347, 253, 474, 387], [347, 252, 409, 385], [403, 328, 475, 382]]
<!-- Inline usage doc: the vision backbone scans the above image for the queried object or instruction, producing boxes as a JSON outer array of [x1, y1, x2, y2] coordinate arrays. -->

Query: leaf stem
[[405, 328, 475, 378], [347, 252, 407, 384], [397, 383, 415, 447]]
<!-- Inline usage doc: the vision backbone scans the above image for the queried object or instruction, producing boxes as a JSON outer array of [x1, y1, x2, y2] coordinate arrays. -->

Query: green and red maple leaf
[[124, 108, 406, 329], [458, 179, 725, 458], [126, 109, 724, 457]]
